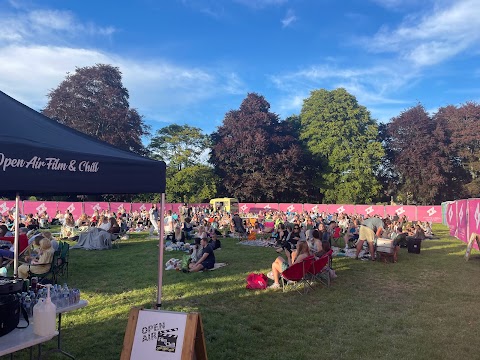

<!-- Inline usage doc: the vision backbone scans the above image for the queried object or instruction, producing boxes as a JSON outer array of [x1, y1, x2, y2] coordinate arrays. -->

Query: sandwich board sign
[[121, 308, 207, 360], [465, 233, 480, 261]]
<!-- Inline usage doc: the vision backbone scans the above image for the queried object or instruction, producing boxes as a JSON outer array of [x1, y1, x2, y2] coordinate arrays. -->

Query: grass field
[[7, 224, 480, 360]]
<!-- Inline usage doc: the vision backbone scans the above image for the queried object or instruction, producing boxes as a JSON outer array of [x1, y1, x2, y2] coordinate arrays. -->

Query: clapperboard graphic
[[156, 328, 179, 353]]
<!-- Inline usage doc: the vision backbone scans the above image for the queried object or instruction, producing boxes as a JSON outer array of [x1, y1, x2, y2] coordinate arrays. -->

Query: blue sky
[[1, 0, 479, 136]]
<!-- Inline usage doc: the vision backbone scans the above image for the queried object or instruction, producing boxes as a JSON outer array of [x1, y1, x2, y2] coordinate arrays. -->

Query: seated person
[[189, 238, 203, 263], [343, 220, 359, 250], [0, 230, 29, 265], [18, 238, 54, 279], [268, 241, 310, 289], [107, 217, 120, 234], [306, 229, 323, 257], [0, 224, 13, 237], [97, 216, 112, 232], [232, 213, 246, 236], [188, 237, 215, 272], [209, 233, 221, 250], [172, 225, 186, 244], [315, 240, 331, 259]]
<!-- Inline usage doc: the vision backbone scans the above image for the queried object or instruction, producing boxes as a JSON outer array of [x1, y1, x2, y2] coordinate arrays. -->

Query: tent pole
[[13, 193, 20, 278], [156, 193, 165, 309]]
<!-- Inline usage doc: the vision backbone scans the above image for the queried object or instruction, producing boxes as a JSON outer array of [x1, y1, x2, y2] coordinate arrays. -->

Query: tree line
[[39, 64, 480, 205]]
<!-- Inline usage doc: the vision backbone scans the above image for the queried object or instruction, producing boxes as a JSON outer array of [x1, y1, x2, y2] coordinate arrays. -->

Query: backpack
[[246, 273, 268, 290]]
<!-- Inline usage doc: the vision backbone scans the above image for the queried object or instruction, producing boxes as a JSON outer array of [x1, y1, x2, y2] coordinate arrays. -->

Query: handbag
[[246, 273, 268, 290]]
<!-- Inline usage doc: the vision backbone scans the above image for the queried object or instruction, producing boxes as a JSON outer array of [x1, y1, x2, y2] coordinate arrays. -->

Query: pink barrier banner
[[170, 203, 183, 213], [161, 203, 173, 212], [279, 203, 303, 213], [110, 202, 131, 214], [23, 201, 57, 217], [417, 206, 442, 223], [384, 205, 416, 220], [468, 199, 480, 249], [131, 203, 149, 213], [239, 203, 255, 213], [0, 201, 17, 216], [57, 202, 82, 219], [356, 205, 385, 217], [457, 199, 468, 242], [83, 202, 109, 216], [303, 204, 318, 212], [446, 202, 457, 237], [331, 204, 356, 215]]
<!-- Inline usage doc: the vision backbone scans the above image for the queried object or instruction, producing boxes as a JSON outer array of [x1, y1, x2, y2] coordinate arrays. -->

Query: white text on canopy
[[0, 153, 99, 173]]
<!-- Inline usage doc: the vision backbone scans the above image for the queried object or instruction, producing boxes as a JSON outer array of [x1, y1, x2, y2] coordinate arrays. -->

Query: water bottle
[[0, 267, 7, 277], [62, 285, 70, 307], [33, 284, 57, 336], [24, 295, 32, 318]]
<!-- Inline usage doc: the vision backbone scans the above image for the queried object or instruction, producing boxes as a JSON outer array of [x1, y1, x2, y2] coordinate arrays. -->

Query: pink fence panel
[[278, 203, 303, 213], [131, 203, 149, 214], [83, 202, 109, 216], [331, 204, 356, 215], [385, 205, 415, 220], [23, 201, 57, 218], [468, 199, 480, 249], [160, 203, 173, 212], [0, 201, 17, 216], [356, 205, 385, 217], [457, 199, 468, 242], [248, 203, 279, 213], [110, 202, 131, 214], [57, 202, 83, 219], [303, 204, 318, 213], [417, 206, 442, 223], [170, 203, 183, 213], [446, 202, 457, 237], [239, 203, 255, 213]]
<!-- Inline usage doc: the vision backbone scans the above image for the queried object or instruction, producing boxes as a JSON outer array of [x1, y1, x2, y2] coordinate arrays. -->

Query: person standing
[[164, 210, 174, 239], [149, 204, 159, 236], [355, 217, 386, 261]]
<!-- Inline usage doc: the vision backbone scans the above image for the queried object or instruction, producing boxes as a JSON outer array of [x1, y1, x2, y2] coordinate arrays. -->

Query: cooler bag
[[407, 238, 421, 254], [376, 238, 394, 254]]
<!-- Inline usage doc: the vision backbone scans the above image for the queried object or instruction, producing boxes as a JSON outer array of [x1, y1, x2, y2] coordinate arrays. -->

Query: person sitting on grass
[[188, 237, 215, 272], [268, 241, 310, 289]]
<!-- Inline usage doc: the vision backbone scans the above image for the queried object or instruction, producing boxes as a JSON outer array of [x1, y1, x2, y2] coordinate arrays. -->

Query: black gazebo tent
[[0, 90, 167, 305]]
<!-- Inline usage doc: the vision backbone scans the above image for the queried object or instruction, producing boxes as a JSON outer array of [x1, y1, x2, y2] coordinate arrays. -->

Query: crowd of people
[[0, 203, 434, 281]]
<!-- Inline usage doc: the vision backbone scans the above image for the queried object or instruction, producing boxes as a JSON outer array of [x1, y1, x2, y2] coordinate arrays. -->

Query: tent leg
[[13, 193, 20, 278], [156, 193, 165, 309]]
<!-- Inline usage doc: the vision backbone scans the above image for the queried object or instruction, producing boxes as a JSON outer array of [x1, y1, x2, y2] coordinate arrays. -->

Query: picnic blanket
[[71, 228, 114, 250]]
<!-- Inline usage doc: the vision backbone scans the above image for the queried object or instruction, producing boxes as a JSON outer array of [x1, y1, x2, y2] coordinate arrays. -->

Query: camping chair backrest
[[282, 256, 315, 282], [308, 256, 329, 276]]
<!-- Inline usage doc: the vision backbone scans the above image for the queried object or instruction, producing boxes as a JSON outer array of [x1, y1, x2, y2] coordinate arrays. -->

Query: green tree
[[148, 124, 208, 171], [300, 88, 384, 203], [166, 165, 218, 203], [42, 64, 148, 154]]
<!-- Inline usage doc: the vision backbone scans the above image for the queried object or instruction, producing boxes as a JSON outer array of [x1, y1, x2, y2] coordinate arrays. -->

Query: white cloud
[[0, 3, 245, 125], [366, 0, 480, 67], [0, 8, 116, 45], [281, 9, 297, 28], [269, 62, 413, 120]]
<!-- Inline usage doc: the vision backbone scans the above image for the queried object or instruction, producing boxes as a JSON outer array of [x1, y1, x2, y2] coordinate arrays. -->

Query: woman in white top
[[98, 216, 111, 232]]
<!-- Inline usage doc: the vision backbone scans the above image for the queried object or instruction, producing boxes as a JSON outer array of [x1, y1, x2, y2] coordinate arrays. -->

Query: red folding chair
[[281, 255, 315, 294], [308, 255, 330, 287]]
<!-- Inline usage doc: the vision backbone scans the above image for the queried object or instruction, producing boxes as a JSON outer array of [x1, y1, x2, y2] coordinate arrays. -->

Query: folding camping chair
[[308, 255, 330, 288], [28, 251, 61, 285], [281, 256, 315, 294]]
